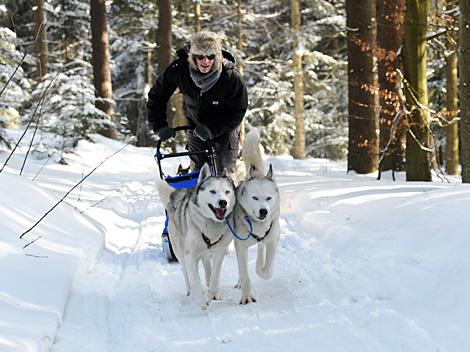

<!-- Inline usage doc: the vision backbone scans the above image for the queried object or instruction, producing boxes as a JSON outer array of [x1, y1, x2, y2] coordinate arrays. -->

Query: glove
[[155, 126, 175, 141], [193, 125, 213, 142]]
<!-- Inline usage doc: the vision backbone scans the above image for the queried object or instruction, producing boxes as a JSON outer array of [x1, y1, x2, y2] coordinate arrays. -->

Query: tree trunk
[[156, 0, 176, 135], [156, 0, 172, 76], [194, 0, 201, 32], [445, 9, 459, 175], [403, 0, 432, 181], [346, 0, 379, 173], [291, 0, 305, 159], [459, 0, 470, 182], [377, 0, 405, 172], [136, 50, 154, 147], [237, 0, 246, 146], [33, 0, 48, 78], [90, 0, 117, 139]]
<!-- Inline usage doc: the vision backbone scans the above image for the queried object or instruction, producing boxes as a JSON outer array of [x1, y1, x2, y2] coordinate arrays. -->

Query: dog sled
[[154, 126, 218, 262]]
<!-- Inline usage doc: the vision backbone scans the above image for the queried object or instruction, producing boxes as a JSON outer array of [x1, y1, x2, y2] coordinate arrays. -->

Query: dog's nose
[[259, 208, 268, 218], [218, 199, 227, 208]]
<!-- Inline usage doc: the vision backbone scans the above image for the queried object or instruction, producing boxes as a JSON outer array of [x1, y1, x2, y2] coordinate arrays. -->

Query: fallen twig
[[20, 142, 130, 239], [22, 235, 42, 249]]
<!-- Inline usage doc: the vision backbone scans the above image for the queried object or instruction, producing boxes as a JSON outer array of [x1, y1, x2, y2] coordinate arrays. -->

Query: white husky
[[156, 163, 236, 309], [231, 128, 281, 304]]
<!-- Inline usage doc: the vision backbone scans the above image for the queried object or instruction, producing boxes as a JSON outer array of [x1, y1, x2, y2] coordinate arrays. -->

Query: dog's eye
[[210, 190, 216, 194], [225, 190, 231, 195], [266, 196, 272, 201], [252, 196, 259, 200]]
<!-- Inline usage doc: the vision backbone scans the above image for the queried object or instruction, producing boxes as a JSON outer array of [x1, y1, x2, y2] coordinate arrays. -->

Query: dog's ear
[[249, 164, 257, 179], [177, 164, 184, 174], [198, 163, 211, 183], [266, 164, 274, 181]]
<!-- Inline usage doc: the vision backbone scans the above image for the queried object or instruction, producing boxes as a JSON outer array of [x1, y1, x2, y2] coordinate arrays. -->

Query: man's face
[[194, 53, 215, 74]]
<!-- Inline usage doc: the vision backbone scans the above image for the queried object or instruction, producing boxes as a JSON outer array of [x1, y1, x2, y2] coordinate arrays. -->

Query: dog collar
[[251, 220, 273, 242], [201, 232, 224, 249]]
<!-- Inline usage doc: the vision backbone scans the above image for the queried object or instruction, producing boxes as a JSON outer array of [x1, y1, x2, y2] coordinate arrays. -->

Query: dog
[[177, 163, 191, 175], [156, 163, 236, 310], [231, 127, 281, 304]]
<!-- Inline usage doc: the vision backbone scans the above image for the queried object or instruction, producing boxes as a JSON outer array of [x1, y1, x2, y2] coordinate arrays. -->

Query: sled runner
[[154, 126, 218, 262]]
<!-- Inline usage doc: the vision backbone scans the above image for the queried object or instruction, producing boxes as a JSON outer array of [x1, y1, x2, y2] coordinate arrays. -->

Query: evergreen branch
[[0, 70, 59, 175], [20, 73, 53, 176], [0, 19, 48, 98], [0, 133, 12, 150], [20, 142, 130, 239]]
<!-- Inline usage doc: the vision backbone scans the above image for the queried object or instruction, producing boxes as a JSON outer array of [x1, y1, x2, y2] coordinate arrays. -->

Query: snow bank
[[0, 172, 104, 352]]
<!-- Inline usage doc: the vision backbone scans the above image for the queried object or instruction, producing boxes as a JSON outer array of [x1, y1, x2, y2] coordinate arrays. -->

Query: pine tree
[[445, 0, 459, 175], [459, 0, 470, 182], [291, 0, 305, 160], [32, 0, 48, 78], [0, 28, 31, 131], [346, 0, 379, 174], [90, 0, 117, 139]]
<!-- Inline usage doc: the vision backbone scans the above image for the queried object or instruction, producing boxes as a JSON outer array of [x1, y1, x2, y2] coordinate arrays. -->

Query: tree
[[237, 0, 246, 146], [403, 0, 432, 181], [90, 0, 117, 139], [445, 0, 459, 175], [194, 0, 201, 32], [459, 0, 470, 182], [0, 28, 31, 131], [377, 0, 405, 172], [156, 0, 172, 76], [156, 0, 176, 132], [32, 0, 48, 78], [291, 0, 305, 159], [346, 0, 379, 174]]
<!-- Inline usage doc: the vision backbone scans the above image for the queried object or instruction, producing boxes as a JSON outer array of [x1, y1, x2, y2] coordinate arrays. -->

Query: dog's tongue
[[215, 208, 226, 220]]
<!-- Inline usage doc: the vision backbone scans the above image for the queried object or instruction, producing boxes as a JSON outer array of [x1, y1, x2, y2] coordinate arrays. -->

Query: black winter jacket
[[147, 48, 248, 138]]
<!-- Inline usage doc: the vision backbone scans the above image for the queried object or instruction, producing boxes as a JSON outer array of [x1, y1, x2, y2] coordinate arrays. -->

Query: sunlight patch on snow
[[0, 241, 20, 257]]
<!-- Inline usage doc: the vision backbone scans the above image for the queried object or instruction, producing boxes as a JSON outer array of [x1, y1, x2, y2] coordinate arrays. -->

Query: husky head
[[238, 164, 279, 222], [195, 163, 236, 222]]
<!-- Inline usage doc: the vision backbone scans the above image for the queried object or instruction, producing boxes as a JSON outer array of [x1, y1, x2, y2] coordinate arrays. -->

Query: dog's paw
[[193, 290, 210, 310], [210, 292, 222, 301], [200, 300, 210, 310], [239, 294, 257, 305], [256, 267, 273, 280]]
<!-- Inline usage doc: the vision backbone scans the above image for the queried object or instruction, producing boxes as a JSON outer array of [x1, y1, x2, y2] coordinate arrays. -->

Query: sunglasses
[[194, 54, 216, 60]]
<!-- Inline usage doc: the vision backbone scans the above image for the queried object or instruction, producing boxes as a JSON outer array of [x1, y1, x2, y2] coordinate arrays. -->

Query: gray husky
[[232, 128, 281, 304], [156, 163, 236, 310]]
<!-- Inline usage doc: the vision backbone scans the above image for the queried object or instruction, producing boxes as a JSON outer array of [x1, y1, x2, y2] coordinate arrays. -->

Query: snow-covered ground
[[1, 131, 469, 352]]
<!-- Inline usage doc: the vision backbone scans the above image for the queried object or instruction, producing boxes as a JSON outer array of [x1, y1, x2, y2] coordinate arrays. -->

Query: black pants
[[186, 128, 239, 176]]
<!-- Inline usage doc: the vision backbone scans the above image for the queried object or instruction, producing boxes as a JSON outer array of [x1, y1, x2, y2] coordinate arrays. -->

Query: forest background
[[1, 0, 469, 183]]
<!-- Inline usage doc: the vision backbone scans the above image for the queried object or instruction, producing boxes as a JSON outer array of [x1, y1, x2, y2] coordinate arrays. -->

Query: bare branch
[[22, 235, 42, 249], [20, 142, 130, 239], [0, 70, 60, 175]]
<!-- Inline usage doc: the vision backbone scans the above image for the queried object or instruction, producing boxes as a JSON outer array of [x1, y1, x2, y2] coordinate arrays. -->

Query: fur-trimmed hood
[[175, 32, 235, 72], [176, 46, 236, 70]]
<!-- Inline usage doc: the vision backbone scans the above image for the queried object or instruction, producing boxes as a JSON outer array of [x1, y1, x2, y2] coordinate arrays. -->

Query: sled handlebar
[[154, 125, 217, 180]]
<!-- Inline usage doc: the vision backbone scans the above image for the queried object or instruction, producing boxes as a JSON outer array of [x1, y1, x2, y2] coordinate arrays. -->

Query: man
[[147, 31, 248, 179]]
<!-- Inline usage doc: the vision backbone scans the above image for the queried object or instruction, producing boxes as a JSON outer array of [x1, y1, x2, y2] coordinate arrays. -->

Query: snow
[[1, 133, 469, 352]]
